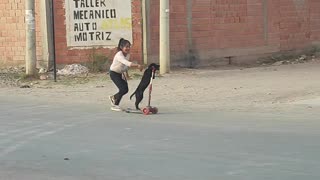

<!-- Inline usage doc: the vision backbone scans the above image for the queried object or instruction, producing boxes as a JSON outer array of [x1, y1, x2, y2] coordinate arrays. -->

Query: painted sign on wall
[[65, 0, 133, 47]]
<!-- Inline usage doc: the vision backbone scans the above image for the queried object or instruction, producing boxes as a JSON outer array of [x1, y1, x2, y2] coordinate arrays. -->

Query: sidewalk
[[1, 60, 320, 115]]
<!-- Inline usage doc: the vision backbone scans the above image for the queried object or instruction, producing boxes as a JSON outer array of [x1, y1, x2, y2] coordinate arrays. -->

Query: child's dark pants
[[110, 71, 128, 105]]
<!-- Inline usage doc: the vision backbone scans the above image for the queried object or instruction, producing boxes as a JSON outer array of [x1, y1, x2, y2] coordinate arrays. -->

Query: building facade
[[0, 0, 319, 68]]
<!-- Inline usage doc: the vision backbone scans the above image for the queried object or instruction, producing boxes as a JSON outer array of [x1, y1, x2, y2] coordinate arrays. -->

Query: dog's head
[[148, 63, 160, 71], [148, 63, 160, 79]]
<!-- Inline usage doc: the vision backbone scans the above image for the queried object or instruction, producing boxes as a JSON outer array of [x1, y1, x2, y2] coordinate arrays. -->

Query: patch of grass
[[258, 45, 320, 65], [308, 46, 320, 58], [83, 48, 111, 73], [18, 73, 39, 81]]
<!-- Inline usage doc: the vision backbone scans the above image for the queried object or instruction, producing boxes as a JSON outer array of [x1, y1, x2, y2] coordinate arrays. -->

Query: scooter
[[141, 67, 158, 115], [125, 66, 158, 115]]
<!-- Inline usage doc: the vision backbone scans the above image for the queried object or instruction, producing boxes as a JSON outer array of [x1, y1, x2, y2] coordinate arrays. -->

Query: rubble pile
[[57, 64, 89, 76]]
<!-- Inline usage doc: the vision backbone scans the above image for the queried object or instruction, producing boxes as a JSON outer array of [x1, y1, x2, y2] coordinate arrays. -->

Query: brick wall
[[0, 0, 142, 67], [0, 0, 42, 66], [147, 0, 320, 67], [310, 0, 320, 42], [279, 0, 311, 50], [1, 0, 320, 67]]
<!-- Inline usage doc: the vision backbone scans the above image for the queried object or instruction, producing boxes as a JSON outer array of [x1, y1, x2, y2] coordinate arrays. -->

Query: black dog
[[130, 63, 160, 110]]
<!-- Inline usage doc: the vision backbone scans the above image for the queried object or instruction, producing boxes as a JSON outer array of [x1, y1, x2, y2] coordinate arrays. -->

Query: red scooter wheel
[[152, 107, 158, 114], [142, 107, 150, 115]]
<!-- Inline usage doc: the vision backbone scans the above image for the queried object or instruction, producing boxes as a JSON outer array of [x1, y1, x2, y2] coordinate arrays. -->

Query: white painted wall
[[65, 0, 133, 48]]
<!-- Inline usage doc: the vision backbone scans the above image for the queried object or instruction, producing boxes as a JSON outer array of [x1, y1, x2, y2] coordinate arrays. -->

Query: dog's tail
[[130, 91, 136, 100]]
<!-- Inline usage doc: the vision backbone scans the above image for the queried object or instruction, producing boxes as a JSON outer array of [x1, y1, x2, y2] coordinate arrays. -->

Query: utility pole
[[142, 0, 149, 65], [40, 0, 54, 70], [25, 0, 37, 75], [159, 0, 170, 74]]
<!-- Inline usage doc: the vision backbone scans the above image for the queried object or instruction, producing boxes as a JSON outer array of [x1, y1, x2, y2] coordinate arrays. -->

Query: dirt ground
[[1, 59, 320, 115]]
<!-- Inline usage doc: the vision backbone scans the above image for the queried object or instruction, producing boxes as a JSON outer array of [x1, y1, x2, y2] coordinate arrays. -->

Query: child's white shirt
[[110, 51, 132, 74]]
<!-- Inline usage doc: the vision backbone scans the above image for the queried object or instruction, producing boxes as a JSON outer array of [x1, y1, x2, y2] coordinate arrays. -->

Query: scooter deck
[[124, 108, 142, 114]]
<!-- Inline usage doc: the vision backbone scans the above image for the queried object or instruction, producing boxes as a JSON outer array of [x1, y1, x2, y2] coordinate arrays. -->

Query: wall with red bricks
[[0, 0, 42, 66], [148, 0, 320, 67], [310, 0, 320, 41], [1, 0, 320, 67], [279, 0, 311, 50], [148, 0, 189, 65], [0, 0, 142, 67]]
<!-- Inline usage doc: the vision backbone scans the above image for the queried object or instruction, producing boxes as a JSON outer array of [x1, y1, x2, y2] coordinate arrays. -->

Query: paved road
[[0, 96, 320, 180]]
